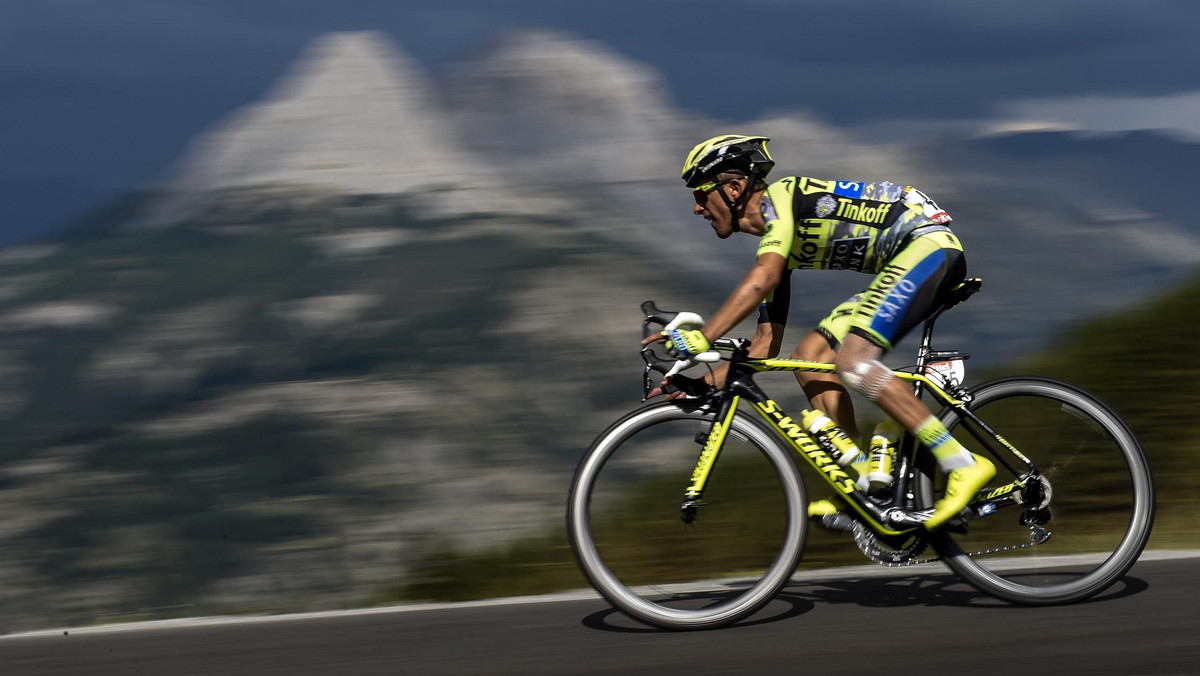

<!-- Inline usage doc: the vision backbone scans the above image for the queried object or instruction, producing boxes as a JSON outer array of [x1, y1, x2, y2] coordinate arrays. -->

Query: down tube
[[749, 398, 905, 536]]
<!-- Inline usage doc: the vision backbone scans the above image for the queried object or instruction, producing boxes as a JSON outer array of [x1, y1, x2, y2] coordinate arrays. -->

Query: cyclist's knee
[[834, 335, 894, 402]]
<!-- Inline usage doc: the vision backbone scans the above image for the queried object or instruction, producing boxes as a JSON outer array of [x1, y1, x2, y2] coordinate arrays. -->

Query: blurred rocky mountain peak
[[142, 28, 887, 260], [446, 29, 684, 182], [184, 31, 476, 185], [145, 31, 542, 224]]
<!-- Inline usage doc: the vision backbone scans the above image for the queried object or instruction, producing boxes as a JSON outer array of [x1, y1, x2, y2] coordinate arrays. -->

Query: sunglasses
[[691, 177, 736, 195]]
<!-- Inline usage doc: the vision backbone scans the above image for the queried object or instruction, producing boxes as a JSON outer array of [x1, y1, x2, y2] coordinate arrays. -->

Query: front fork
[[680, 394, 741, 525]]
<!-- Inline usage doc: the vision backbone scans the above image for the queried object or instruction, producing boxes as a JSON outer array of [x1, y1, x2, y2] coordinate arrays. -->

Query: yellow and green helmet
[[681, 135, 774, 189]]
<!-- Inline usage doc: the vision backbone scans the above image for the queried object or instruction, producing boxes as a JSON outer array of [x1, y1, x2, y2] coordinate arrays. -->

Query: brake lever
[[641, 344, 724, 401], [641, 300, 678, 339]]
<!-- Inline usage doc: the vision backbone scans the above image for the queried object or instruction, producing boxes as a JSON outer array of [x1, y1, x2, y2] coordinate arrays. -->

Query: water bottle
[[800, 409, 864, 467], [865, 418, 902, 493]]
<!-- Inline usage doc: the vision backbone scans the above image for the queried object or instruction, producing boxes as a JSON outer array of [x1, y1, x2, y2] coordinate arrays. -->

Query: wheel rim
[[930, 379, 1154, 603], [569, 404, 806, 627]]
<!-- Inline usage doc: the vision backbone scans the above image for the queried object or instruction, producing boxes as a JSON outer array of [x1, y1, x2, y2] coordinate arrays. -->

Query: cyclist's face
[[692, 178, 738, 239]]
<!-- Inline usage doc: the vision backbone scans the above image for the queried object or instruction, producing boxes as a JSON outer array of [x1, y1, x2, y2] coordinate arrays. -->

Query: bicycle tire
[[567, 401, 807, 630], [920, 376, 1155, 605]]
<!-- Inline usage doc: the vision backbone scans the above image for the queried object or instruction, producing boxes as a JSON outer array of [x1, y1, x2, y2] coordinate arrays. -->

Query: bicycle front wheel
[[922, 376, 1155, 605], [567, 401, 807, 630]]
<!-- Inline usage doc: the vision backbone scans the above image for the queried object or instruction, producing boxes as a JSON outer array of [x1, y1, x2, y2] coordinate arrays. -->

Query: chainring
[[851, 522, 929, 566]]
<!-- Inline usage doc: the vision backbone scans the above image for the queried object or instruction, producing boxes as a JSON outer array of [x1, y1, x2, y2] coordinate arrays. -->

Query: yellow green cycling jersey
[[757, 176, 954, 273]]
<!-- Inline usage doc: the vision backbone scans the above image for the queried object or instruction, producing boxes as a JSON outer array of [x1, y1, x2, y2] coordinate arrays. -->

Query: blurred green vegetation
[[1016, 270, 1200, 546]]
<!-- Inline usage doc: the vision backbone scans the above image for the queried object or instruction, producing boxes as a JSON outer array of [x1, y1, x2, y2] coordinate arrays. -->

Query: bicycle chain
[[883, 538, 1047, 567]]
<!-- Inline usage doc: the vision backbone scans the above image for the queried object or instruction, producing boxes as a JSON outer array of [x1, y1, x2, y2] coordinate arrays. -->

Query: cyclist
[[645, 134, 994, 530]]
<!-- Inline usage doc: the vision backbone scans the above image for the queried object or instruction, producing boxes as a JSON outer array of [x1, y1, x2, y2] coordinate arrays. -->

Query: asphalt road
[[4, 553, 1198, 676]]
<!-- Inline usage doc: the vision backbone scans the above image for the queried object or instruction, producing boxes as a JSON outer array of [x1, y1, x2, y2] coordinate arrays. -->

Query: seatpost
[[913, 305, 950, 399]]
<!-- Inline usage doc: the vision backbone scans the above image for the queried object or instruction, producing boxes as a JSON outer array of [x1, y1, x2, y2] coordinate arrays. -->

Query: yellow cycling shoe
[[924, 454, 996, 530], [807, 499, 841, 518]]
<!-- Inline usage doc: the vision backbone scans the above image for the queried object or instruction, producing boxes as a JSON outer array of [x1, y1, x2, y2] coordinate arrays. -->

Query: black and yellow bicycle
[[566, 279, 1155, 630]]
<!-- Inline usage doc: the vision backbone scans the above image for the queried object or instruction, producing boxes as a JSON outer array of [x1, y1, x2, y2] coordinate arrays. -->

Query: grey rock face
[[153, 32, 534, 223], [177, 31, 482, 192], [447, 30, 686, 183]]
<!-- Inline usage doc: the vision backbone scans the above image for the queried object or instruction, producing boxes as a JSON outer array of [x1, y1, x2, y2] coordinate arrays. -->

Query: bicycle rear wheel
[[921, 376, 1154, 605], [567, 401, 807, 630]]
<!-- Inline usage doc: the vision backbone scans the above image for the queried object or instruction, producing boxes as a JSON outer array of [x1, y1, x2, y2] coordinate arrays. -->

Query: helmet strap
[[716, 176, 751, 233]]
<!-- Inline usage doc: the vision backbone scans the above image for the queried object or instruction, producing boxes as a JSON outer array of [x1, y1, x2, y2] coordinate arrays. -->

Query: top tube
[[733, 355, 963, 406]]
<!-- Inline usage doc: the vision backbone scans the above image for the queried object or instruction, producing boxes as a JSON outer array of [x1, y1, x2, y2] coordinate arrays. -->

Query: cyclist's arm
[[749, 265, 792, 359], [748, 321, 785, 359], [681, 252, 786, 393], [647, 253, 788, 399], [700, 252, 787, 344], [692, 318, 783, 393]]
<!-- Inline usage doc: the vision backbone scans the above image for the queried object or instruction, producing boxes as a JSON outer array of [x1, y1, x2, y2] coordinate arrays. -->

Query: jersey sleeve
[[756, 180, 795, 261], [755, 180, 796, 326]]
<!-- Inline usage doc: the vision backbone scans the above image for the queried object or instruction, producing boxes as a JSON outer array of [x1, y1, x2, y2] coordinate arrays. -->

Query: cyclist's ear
[[725, 176, 747, 199]]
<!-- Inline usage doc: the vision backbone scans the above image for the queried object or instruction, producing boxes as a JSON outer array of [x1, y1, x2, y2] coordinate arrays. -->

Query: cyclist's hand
[[641, 333, 665, 347], [647, 374, 713, 400], [663, 327, 711, 359], [639, 311, 717, 399], [641, 310, 703, 344]]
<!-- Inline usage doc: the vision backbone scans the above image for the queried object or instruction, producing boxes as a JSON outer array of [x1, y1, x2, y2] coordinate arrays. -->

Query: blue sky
[[3, 0, 1199, 243]]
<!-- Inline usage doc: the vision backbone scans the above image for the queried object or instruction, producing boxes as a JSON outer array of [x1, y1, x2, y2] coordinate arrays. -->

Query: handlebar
[[640, 300, 743, 352], [639, 300, 678, 340], [640, 300, 750, 400]]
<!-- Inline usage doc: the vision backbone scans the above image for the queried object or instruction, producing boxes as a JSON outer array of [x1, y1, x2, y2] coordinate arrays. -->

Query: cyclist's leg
[[801, 307, 866, 519], [831, 231, 993, 528], [792, 328, 858, 440]]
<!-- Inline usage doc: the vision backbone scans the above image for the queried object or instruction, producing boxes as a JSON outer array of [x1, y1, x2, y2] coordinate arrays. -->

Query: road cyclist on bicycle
[[644, 134, 994, 530]]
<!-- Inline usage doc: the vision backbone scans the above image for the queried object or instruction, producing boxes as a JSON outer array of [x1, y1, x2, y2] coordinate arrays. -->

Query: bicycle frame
[[689, 356, 938, 537], [657, 281, 1042, 538]]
